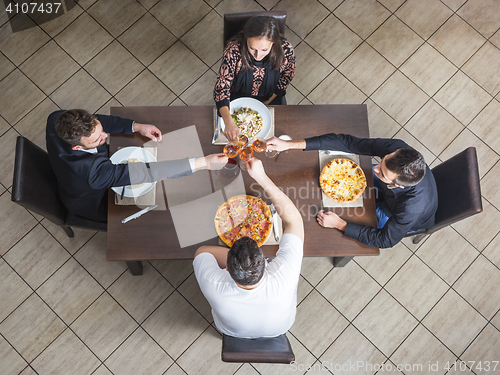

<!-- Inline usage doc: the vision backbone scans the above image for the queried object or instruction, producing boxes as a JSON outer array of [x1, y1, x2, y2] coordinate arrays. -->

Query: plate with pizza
[[320, 157, 367, 203], [214, 195, 273, 247]]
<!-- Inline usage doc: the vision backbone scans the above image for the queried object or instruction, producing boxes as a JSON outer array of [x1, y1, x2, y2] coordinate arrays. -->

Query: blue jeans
[[373, 168, 391, 229], [372, 165, 417, 233]]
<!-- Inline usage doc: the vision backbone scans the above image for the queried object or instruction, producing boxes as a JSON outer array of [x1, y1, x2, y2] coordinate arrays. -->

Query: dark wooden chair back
[[221, 333, 295, 363], [224, 10, 287, 45], [11, 136, 106, 236], [406, 147, 482, 244]]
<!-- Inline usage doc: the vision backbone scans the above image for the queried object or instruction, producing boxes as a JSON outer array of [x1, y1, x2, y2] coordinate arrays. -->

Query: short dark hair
[[226, 236, 265, 286], [55, 109, 98, 146], [232, 15, 284, 72], [385, 148, 426, 186]]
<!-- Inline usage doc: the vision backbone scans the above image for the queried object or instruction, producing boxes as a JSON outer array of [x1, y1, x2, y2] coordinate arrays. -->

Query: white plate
[[221, 97, 272, 139], [110, 147, 157, 198]]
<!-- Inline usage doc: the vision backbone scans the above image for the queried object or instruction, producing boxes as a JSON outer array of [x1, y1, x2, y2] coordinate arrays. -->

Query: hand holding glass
[[223, 142, 239, 158], [252, 138, 267, 153]]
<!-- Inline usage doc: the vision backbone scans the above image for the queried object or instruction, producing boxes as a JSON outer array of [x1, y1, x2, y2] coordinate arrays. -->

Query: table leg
[[333, 256, 353, 267], [126, 261, 143, 275]]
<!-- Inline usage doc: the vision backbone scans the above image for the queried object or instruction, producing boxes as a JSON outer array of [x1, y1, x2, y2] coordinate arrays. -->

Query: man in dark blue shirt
[[47, 109, 226, 222], [267, 133, 438, 248]]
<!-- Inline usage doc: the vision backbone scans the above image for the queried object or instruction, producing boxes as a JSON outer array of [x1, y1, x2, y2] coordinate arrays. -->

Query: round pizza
[[320, 158, 367, 202], [215, 195, 273, 247]]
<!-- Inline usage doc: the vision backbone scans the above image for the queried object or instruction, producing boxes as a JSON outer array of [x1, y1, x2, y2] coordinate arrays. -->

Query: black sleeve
[[344, 204, 418, 248], [304, 133, 411, 158], [96, 114, 134, 135], [88, 156, 132, 189]]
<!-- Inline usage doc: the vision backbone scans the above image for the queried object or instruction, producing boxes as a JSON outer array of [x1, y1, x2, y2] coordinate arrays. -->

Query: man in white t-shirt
[[193, 158, 304, 338]]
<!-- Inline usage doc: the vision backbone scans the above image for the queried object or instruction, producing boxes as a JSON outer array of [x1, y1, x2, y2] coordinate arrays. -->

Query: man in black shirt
[[47, 109, 227, 222], [267, 133, 438, 248]]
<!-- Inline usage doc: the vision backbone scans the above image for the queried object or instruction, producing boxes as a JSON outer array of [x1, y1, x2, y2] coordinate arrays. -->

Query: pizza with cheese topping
[[215, 195, 273, 247], [320, 158, 366, 202]]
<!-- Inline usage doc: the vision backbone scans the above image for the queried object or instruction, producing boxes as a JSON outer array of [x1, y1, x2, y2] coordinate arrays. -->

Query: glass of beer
[[251, 138, 267, 153], [223, 142, 239, 158], [239, 147, 254, 171], [236, 134, 249, 148]]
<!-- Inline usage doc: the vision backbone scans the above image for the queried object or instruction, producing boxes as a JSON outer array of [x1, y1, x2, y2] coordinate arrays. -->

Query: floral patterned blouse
[[214, 39, 296, 110]]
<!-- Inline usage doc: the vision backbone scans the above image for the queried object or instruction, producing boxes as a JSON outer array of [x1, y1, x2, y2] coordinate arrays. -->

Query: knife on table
[[269, 204, 280, 242], [212, 113, 221, 144], [122, 205, 157, 224]]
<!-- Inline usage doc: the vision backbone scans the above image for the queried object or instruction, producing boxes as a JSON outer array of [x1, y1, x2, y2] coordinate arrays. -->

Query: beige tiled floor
[[1, 0, 499, 374]]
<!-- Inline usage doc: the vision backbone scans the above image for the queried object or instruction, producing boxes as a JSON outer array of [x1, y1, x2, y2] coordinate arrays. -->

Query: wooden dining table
[[108, 105, 379, 275]]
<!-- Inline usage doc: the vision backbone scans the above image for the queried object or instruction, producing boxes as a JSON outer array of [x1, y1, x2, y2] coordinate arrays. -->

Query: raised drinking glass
[[239, 147, 254, 162], [251, 138, 267, 153], [236, 134, 249, 148], [223, 142, 239, 158]]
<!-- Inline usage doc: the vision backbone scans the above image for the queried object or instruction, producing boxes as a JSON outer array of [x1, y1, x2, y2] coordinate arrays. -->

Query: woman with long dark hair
[[214, 16, 296, 141]]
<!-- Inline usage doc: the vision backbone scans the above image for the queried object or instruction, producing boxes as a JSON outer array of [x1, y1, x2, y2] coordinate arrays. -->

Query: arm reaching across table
[[245, 158, 304, 242], [133, 122, 162, 142]]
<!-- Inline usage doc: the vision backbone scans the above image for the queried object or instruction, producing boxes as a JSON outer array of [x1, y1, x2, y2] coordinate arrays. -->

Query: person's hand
[[204, 153, 228, 170], [262, 94, 276, 105], [223, 118, 239, 142], [317, 210, 347, 231], [266, 136, 290, 152], [245, 158, 267, 182], [134, 123, 162, 142]]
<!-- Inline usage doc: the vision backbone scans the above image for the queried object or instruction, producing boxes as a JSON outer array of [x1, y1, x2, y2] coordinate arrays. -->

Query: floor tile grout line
[[286, 330, 330, 373], [452, 3, 500, 44], [137, 263, 192, 307], [0, 278, 36, 326], [63, 289, 144, 365], [0, 332, 30, 371], [462, 95, 500, 131], [8, 96, 62, 134], [480, 229, 500, 258], [447, 212, 497, 253], [455, 320, 496, 370], [353, 249, 414, 290], [0, 68, 50, 127], [377, 0, 407, 14], [161, 362, 186, 375], [318, 0, 346, 13], [411, 234, 480, 288], [168, 323, 215, 368], [2, 284, 106, 371], [38, 219, 98, 256], [412, 248, 499, 324], [27, 299, 106, 372], [1, 0, 110, 77], [434, 125, 500, 170], [358, 268, 487, 362], [169, 283, 216, 327], [116, 265, 216, 340], [478, 196, 500, 228], [450, 265, 500, 320], [0, 218, 41, 268], [98, 323, 176, 371]]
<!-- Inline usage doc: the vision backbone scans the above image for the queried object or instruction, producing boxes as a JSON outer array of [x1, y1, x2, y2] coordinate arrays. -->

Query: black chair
[[221, 333, 295, 363], [224, 10, 287, 45], [11, 136, 107, 237], [405, 147, 482, 244]]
